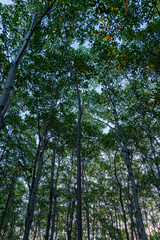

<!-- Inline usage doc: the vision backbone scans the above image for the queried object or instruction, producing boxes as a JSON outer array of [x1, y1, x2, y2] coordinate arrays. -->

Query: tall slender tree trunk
[[23, 82, 55, 240], [84, 174, 90, 240], [0, 1, 56, 129], [0, 168, 17, 236], [126, 185, 134, 240], [82, 153, 90, 240], [67, 199, 76, 240], [8, 212, 15, 240], [45, 141, 56, 240], [33, 220, 38, 240], [75, 78, 83, 240], [131, 78, 160, 191], [114, 154, 130, 240], [67, 53, 83, 240], [109, 91, 147, 240], [23, 124, 48, 240], [67, 152, 75, 240], [50, 154, 61, 240], [0, 13, 37, 119], [92, 207, 96, 240]]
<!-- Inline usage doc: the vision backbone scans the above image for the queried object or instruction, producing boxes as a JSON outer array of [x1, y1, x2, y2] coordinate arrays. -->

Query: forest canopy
[[0, 0, 160, 239]]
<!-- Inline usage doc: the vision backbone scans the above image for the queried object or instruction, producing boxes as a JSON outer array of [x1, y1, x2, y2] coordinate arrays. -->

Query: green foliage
[[0, 0, 159, 239]]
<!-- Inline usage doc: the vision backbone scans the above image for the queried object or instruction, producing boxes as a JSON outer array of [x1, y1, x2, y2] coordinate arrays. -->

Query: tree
[[0, 0, 160, 239]]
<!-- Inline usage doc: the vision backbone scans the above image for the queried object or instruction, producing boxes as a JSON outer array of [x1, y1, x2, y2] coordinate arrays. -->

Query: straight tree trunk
[[114, 154, 130, 240], [0, 168, 17, 236], [92, 207, 96, 240], [50, 154, 61, 240], [33, 220, 38, 240], [23, 119, 50, 240], [75, 78, 83, 240], [109, 91, 147, 240], [131, 78, 160, 192], [45, 141, 56, 240], [67, 152, 75, 240], [127, 190, 134, 240], [67, 200, 76, 240], [82, 153, 90, 240], [113, 205, 122, 240], [23, 81, 55, 240], [8, 213, 15, 240], [84, 174, 90, 240], [67, 54, 83, 240]]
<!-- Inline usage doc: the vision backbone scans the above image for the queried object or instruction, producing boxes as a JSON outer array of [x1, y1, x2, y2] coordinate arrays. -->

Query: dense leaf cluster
[[0, 0, 159, 239]]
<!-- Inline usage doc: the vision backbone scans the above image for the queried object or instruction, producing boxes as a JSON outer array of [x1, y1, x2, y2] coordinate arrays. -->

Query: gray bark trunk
[[0, 1, 56, 129], [67, 152, 75, 240], [50, 154, 61, 240], [23, 80, 55, 240], [45, 141, 56, 240], [114, 154, 129, 240], [23, 118, 50, 240], [75, 78, 83, 240], [82, 153, 90, 240], [0, 13, 37, 119], [0, 168, 17, 236], [109, 92, 147, 240]]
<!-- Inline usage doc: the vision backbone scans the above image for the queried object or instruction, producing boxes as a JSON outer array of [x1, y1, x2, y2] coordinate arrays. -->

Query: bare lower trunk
[[23, 80, 55, 240], [82, 155, 90, 240], [75, 79, 83, 240], [84, 176, 90, 240], [23, 120, 49, 240], [0, 169, 17, 236], [50, 154, 61, 240], [114, 155, 129, 240], [67, 200, 76, 240], [67, 153, 75, 240], [45, 141, 56, 240], [108, 89, 147, 240], [123, 147, 147, 240]]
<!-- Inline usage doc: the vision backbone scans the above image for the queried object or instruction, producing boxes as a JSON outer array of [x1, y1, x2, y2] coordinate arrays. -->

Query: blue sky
[[0, 0, 12, 4]]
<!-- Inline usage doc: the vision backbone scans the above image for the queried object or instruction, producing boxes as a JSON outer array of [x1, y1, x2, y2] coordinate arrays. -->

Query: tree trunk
[[0, 1, 56, 129], [107, 86, 147, 240], [0, 13, 37, 119], [84, 174, 90, 240], [67, 152, 75, 240], [75, 78, 83, 240], [23, 120, 49, 240], [45, 141, 56, 240], [23, 81, 55, 240], [82, 154, 90, 240], [67, 199, 76, 240], [114, 154, 130, 240], [50, 154, 61, 240], [126, 185, 134, 240], [0, 168, 17, 236]]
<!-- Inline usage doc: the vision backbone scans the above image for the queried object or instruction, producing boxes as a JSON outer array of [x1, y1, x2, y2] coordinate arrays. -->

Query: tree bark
[[75, 78, 83, 240], [23, 81, 55, 240], [50, 154, 61, 240], [0, 1, 56, 129], [0, 13, 37, 118], [0, 168, 17, 236], [82, 153, 90, 240], [109, 92, 147, 240], [67, 199, 76, 240], [67, 152, 75, 240], [114, 154, 130, 240], [45, 141, 56, 240]]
